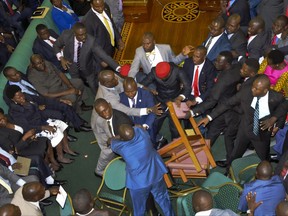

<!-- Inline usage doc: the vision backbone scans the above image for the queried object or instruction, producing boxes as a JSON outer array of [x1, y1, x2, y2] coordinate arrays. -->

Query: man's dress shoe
[[216, 160, 228, 168], [80, 103, 93, 111], [156, 138, 168, 150], [67, 134, 78, 142], [75, 125, 92, 132], [65, 151, 80, 156]]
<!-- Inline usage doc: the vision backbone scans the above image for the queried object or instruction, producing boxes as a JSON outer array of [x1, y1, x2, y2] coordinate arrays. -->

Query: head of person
[[0, 204, 21, 216], [209, 16, 225, 37], [272, 15, 288, 35], [267, 50, 285, 69], [22, 182, 46, 202], [30, 54, 46, 71], [255, 160, 273, 180], [120, 64, 131, 77], [73, 22, 87, 43], [192, 46, 207, 65], [214, 51, 233, 71], [123, 77, 138, 99], [248, 17, 265, 36], [192, 190, 213, 212], [72, 189, 94, 215], [226, 14, 241, 34], [6, 85, 26, 105], [0, 107, 9, 128], [91, 0, 104, 13], [35, 24, 50, 40], [240, 58, 259, 78], [276, 201, 288, 216], [99, 70, 119, 88], [50, 0, 62, 8], [251, 74, 270, 97], [155, 62, 171, 80], [94, 98, 113, 119], [3, 66, 21, 82], [142, 32, 155, 53], [118, 124, 135, 141]]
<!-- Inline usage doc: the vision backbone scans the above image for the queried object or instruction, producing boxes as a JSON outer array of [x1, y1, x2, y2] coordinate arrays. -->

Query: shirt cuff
[[140, 108, 148, 116], [56, 53, 63, 61], [116, 66, 120, 72], [195, 97, 203, 104], [190, 110, 195, 117], [179, 94, 185, 100], [207, 115, 213, 121], [16, 179, 26, 187], [142, 124, 149, 129]]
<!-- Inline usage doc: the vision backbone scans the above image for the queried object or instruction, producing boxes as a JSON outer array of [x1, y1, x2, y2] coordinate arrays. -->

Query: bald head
[[73, 189, 94, 214], [276, 201, 288, 216], [118, 124, 135, 141], [22, 182, 46, 202], [0, 204, 21, 216], [256, 161, 273, 180], [192, 190, 213, 212], [99, 70, 118, 88], [254, 74, 271, 89]]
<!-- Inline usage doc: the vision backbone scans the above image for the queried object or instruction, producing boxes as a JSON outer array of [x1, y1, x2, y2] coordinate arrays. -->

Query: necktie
[[20, 80, 39, 96], [192, 66, 200, 97], [132, 98, 136, 108], [107, 120, 113, 136], [205, 37, 213, 50], [77, 42, 81, 70], [271, 35, 278, 45], [226, 0, 230, 16], [253, 97, 260, 136], [0, 178, 13, 194], [49, 38, 55, 44], [4, 0, 14, 15], [102, 13, 115, 47]]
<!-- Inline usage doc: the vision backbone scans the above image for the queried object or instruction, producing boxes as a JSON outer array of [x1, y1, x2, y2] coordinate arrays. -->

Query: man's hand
[[100, 61, 108, 68], [118, 39, 125, 51], [246, 192, 263, 215], [49, 186, 60, 196], [174, 96, 183, 107], [150, 89, 158, 95], [12, 162, 22, 170], [271, 127, 279, 137], [60, 57, 72, 70], [182, 45, 194, 55], [67, 88, 81, 95], [59, 98, 73, 106], [22, 129, 36, 141], [260, 117, 277, 131], [150, 103, 163, 116], [38, 105, 46, 111], [6, 44, 14, 53], [186, 99, 197, 108], [42, 125, 57, 134], [197, 117, 210, 127]]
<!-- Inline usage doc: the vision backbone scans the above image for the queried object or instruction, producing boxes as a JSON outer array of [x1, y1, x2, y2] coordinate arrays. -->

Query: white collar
[[76, 208, 94, 216], [195, 209, 212, 216]]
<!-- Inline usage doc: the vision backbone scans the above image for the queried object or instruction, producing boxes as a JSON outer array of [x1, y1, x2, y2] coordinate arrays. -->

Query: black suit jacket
[[82, 5, 121, 57], [32, 29, 62, 71], [222, 0, 251, 27], [247, 31, 270, 60], [182, 58, 217, 101], [192, 64, 242, 114], [229, 29, 247, 58]]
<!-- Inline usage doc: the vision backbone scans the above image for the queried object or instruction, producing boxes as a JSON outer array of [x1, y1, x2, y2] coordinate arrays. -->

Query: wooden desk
[[123, 0, 153, 23], [198, 0, 221, 11]]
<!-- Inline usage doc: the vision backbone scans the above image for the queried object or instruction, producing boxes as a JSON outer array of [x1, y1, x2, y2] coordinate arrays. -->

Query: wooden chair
[[158, 102, 216, 187]]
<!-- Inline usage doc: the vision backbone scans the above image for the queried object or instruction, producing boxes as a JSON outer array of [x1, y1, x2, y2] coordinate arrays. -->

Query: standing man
[[105, 0, 124, 33], [82, 0, 124, 58], [111, 124, 174, 216], [182, 46, 217, 106], [53, 22, 120, 94], [128, 32, 193, 82]]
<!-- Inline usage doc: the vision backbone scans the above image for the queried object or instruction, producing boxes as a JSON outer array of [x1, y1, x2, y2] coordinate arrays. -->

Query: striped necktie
[[77, 42, 81, 69], [253, 97, 260, 136]]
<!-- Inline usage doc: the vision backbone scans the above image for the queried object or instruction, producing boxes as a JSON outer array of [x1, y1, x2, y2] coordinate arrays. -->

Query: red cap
[[120, 64, 131, 77], [155, 62, 170, 79]]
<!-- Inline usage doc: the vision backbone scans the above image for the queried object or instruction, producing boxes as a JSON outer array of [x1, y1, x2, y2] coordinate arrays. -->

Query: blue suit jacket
[[51, 3, 79, 33], [111, 127, 167, 189], [203, 34, 232, 62]]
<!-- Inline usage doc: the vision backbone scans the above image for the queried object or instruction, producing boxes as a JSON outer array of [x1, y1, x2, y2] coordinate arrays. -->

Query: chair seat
[[98, 192, 126, 204]]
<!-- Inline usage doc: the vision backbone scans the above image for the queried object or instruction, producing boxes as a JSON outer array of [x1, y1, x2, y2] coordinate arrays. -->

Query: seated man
[[72, 188, 111, 216], [111, 124, 174, 216], [11, 181, 59, 216], [238, 161, 286, 215], [119, 77, 156, 142], [192, 189, 238, 215], [28, 54, 92, 113]]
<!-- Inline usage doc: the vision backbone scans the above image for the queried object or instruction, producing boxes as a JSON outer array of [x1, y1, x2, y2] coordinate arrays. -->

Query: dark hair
[[0, 107, 4, 114], [3, 66, 16, 77], [219, 51, 233, 65], [267, 50, 285, 65], [5, 85, 21, 99], [245, 58, 260, 73], [35, 24, 47, 33]]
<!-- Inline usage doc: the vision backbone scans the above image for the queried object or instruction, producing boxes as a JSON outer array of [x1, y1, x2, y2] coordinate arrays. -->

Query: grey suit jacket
[[128, 44, 187, 78], [210, 208, 238, 216], [53, 29, 119, 77]]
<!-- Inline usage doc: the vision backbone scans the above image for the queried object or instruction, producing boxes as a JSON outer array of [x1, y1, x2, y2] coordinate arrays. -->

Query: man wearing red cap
[[141, 62, 191, 140]]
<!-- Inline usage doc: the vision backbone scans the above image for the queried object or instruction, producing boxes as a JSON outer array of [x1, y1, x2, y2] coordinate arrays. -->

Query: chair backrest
[[201, 172, 233, 193], [59, 193, 74, 216], [176, 187, 202, 216], [229, 154, 261, 185], [213, 182, 243, 213], [103, 157, 126, 190]]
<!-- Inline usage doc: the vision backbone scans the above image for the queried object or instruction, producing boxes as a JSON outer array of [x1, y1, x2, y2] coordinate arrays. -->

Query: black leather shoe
[[155, 138, 168, 150], [216, 160, 228, 168], [81, 103, 93, 111], [67, 134, 78, 142], [75, 125, 92, 132], [65, 151, 80, 156], [40, 200, 53, 206]]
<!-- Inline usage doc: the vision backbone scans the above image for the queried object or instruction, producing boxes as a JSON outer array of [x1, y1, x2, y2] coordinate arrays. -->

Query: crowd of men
[[0, 0, 288, 215]]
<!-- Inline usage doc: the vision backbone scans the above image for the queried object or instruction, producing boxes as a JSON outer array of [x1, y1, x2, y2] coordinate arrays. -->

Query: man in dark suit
[[203, 17, 232, 62], [32, 24, 62, 71], [182, 46, 217, 107], [225, 14, 247, 61], [82, 0, 124, 58], [53, 22, 120, 94], [200, 75, 286, 167], [191, 51, 242, 165], [247, 17, 270, 61], [119, 77, 156, 142], [220, 0, 251, 29]]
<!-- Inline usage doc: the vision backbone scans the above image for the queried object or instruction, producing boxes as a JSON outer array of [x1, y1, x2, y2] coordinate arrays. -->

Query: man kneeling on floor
[[110, 124, 174, 216]]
